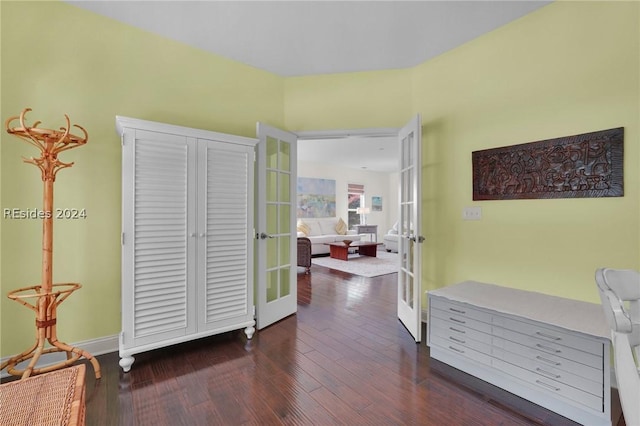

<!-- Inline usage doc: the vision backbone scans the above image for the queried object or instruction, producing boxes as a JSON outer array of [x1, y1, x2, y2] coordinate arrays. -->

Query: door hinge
[[121, 133, 125, 146], [252, 305, 256, 317], [121, 232, 125, 246]]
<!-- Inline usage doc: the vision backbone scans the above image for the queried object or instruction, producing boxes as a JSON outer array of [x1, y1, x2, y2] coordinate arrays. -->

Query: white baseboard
[[1, 334, 118, 379], [421, 308, 429, 323]]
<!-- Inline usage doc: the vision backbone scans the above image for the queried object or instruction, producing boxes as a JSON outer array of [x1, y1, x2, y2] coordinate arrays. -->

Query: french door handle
[[258, 232, 274, 240], [408, 235, 425, 243]]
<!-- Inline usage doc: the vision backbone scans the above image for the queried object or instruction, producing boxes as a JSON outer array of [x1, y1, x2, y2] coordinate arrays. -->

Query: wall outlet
[[463, 206, 482, 220]]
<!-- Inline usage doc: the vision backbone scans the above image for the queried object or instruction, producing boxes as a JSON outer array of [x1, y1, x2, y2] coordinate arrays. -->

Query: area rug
[[311, 251, 399, 277]]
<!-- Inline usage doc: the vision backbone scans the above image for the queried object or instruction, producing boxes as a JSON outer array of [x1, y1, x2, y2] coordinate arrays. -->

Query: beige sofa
[[297, 217, 361, 255], [383, 221, 399, 252]]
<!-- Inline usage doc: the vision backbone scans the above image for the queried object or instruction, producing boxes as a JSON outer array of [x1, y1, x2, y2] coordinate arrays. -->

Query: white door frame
[[296, 125, 425, 334], [296, 128, 399, 140]]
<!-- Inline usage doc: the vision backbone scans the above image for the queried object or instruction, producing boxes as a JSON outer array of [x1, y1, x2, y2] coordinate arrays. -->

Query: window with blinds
[[347, 183, 365, 229]]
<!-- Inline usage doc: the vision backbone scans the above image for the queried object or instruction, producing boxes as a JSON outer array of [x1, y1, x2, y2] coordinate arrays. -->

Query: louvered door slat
[[133, 135, 188, 338]]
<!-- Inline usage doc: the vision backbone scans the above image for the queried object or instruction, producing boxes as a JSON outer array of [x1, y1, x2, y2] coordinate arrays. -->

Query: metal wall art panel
[[472, 127, 623, 200]]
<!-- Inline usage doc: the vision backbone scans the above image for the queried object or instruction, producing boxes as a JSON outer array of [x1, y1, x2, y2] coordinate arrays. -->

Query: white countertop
[[429, 280, 610, 339]]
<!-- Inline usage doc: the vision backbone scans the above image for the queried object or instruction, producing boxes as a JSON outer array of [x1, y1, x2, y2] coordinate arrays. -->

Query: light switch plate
[[463, 206, 482, 220]]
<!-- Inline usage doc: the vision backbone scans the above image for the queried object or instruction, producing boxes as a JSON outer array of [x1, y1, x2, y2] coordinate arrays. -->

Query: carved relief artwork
[[472, 127, 623, 200]]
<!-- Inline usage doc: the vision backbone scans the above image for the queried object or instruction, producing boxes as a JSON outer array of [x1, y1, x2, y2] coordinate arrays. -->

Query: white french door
[[397, 115, 423, 342], [255, 123, 298, 329]]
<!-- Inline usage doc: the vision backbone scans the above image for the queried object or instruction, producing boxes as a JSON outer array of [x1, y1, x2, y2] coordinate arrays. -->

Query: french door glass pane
[[267, 137, 278, 168], [267, 270, 278, 302], [280, 140, 290, 172], [279, 205, 290, 233], [280, 173, 290, 202], [281, 267, 290, 297], [267, 204, 277, 234], [267, 171, 277, 202], [280, 236, 290, 266], [267, 238, 277, 268]]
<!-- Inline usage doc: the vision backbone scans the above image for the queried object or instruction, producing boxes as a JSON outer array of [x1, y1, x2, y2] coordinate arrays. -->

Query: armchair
[[297, 237, 312, 274], [595, 268, 640, 426]]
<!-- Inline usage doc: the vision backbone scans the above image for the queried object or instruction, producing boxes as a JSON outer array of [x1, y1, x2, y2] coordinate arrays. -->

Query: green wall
[[284, 1, 640, 307], [1, 1, 638, 358], [414, 1, 639, 303], [1, 1, 284, 356], [285, 68, 412, 131]]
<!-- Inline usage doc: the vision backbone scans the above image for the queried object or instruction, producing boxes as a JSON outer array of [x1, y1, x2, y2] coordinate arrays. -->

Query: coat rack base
[[0, 283, 101, 380]]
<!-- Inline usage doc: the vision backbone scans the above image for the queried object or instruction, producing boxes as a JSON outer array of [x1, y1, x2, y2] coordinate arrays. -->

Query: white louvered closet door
[[121, 129, 197, 350], [196, 139, 254, 331]]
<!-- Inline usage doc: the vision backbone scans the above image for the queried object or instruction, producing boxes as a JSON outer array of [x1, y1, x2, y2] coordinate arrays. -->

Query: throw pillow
[[297, 220, 311, 236], [335, 218, 348, 235]]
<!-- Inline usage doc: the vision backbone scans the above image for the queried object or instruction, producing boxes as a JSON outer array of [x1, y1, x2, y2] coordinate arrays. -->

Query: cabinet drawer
[[430, 319, 493, 356], [493, 315, 602, 356], [493, 326, 602, 370], [430, 336, 493, 367], [494, 347, 602, 397], [431, 306, 493, 335], [497, 337, 603, 385], [431, 297, 493, 325], [493, 359, 603, 412]]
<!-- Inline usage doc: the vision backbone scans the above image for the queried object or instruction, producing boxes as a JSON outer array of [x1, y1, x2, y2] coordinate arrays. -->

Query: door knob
[[258, 232, 274, 240]]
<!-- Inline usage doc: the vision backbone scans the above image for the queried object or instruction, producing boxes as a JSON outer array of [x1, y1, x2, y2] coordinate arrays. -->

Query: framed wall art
[[371, 196, 382, 211], [472, 127, 623, 200], [297, 177, 336, 217]]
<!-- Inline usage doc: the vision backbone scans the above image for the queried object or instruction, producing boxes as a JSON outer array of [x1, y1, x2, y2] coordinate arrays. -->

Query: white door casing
[[256, 123, 298, 329], [397, 114, 423, 342]]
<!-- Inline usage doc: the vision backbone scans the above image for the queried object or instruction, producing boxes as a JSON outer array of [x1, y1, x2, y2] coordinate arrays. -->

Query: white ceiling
[[67, 0, 551, 172], [68, 0, 550, 77], [298, 135, 399, 172]]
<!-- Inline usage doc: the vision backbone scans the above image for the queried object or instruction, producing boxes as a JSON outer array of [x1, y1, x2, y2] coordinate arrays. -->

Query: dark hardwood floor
[[11, 264, 624, 425]]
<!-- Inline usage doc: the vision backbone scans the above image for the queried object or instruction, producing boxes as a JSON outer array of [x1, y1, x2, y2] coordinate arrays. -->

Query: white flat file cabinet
[[427, 281, 613, 426], [354, 224, 378, 242]]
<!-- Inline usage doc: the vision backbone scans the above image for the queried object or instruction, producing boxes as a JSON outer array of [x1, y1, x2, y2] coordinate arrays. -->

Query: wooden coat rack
[[1, 108, 100, 379]]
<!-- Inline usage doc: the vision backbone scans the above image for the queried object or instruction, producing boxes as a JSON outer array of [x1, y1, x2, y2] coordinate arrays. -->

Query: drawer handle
[[535, 380, 560, 392], [536, 355, 561, 366], [536, 331, 561, 341], [449, 317, 466, 324], [536, 343, 561, 354], [449, 308, 466, 314], [536, 368, 561, 379], [449, 327, 466, 334], [449, 346, 465, 354], [449, 336, 466, 344]]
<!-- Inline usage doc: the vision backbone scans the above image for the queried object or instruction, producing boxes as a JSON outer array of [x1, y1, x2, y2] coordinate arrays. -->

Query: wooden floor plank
[[5, 262, 625, 425]]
